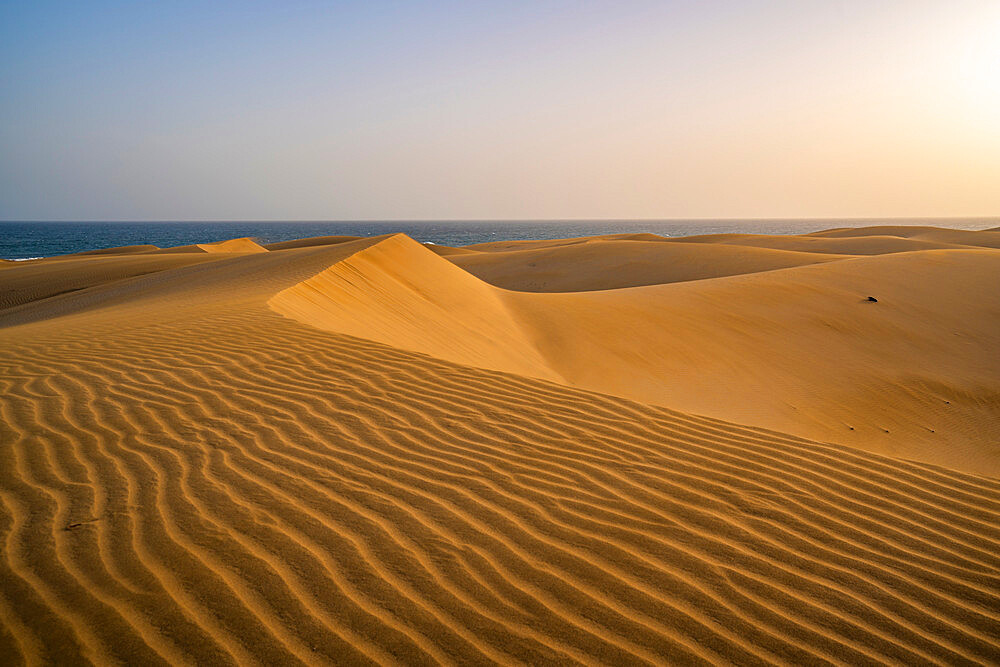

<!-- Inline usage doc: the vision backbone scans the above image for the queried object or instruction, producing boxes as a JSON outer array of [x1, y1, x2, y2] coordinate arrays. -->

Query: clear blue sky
[[2, 1, 999, 220]]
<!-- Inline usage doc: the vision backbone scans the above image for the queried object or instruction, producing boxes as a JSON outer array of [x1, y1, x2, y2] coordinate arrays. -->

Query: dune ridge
[[446, 238, 850, 292], [269, 234, 562, 383], [1, 225, 999, 664], [195, 237, 269, 254], [265, 235, 363, 251]]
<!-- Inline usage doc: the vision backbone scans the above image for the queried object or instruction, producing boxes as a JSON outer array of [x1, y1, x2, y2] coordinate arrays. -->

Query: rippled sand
[[2, 226, 999, 664]]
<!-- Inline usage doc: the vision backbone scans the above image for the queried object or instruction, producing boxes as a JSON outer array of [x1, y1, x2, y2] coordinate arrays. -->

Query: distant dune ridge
[[1, 226, 999, 664]]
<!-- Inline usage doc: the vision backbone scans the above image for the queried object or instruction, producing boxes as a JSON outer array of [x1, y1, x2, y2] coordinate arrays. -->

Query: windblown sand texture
[[1, 226, 999, 665]]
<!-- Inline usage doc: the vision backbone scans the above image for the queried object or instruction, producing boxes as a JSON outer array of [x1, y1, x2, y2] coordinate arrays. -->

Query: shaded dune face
[[1, 227, 999, 664]]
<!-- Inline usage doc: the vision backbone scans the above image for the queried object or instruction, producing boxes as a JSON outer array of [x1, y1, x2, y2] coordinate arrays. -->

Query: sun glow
[[957, 12, 1000, 112]]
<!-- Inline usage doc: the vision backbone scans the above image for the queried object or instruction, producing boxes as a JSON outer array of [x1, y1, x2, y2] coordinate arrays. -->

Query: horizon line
[[2, 215, 997, 224]]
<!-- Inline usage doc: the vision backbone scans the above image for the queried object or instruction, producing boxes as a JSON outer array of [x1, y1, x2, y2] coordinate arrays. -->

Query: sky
[[1, 0, 999, 221]]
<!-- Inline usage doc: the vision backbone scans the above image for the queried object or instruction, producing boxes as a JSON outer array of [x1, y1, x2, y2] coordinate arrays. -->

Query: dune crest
[[269, 234, 562, 382], [196, 237, 269, 253]]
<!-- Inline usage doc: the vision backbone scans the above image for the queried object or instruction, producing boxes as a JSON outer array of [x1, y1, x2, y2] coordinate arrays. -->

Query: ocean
[[1, 218, 996, 260]]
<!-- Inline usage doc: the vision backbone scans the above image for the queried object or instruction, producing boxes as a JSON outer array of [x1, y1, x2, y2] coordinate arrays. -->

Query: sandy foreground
[[1, 225, 999, 664]]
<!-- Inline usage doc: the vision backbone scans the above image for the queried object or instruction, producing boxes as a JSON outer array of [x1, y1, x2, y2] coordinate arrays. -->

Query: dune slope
[[509, 249, 1000, 475], [808, 225, 1000, 250], [196, 237, 269, 254], [274, 235, 1000, 476], [665, 232, 974, 255], [269, 234, 561, 382], [265, 235, 363, 251], [447, 238, 849, 291], [0, 253, 231, 311], [1, 229, 998, 664]]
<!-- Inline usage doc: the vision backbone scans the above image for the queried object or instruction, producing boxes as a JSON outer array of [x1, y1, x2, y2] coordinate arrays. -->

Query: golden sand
[[1, 226, 998, 664]]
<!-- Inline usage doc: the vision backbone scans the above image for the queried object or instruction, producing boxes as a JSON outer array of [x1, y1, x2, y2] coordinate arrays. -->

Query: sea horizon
[[3, 216, 997, 260]]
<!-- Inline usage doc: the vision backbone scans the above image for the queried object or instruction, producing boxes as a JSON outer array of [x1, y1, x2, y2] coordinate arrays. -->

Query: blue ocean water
[[1, 219, 996, 260]]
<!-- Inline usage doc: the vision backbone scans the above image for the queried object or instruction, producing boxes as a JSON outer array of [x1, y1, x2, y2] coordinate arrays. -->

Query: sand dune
[[265, 235, 363, 251], [72, 244, 161, 256], [665, 232, 974, 255], [809, 225, 1000, 250], [2, 226, 999, 664], [269, 234, 561, 382], [0, 254, 230, 311], [464, 230, 981, 256], [276, 234, 1000, 476], [141, 237, 270, 255], [447, 238, 849, 291], [510, 249, 1000, 475], [463, 232, 662, 253], [197, 237, 269, 254]]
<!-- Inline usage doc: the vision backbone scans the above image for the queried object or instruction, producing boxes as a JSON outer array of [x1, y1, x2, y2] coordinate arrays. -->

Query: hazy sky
[[2, 1, 999, 220]]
